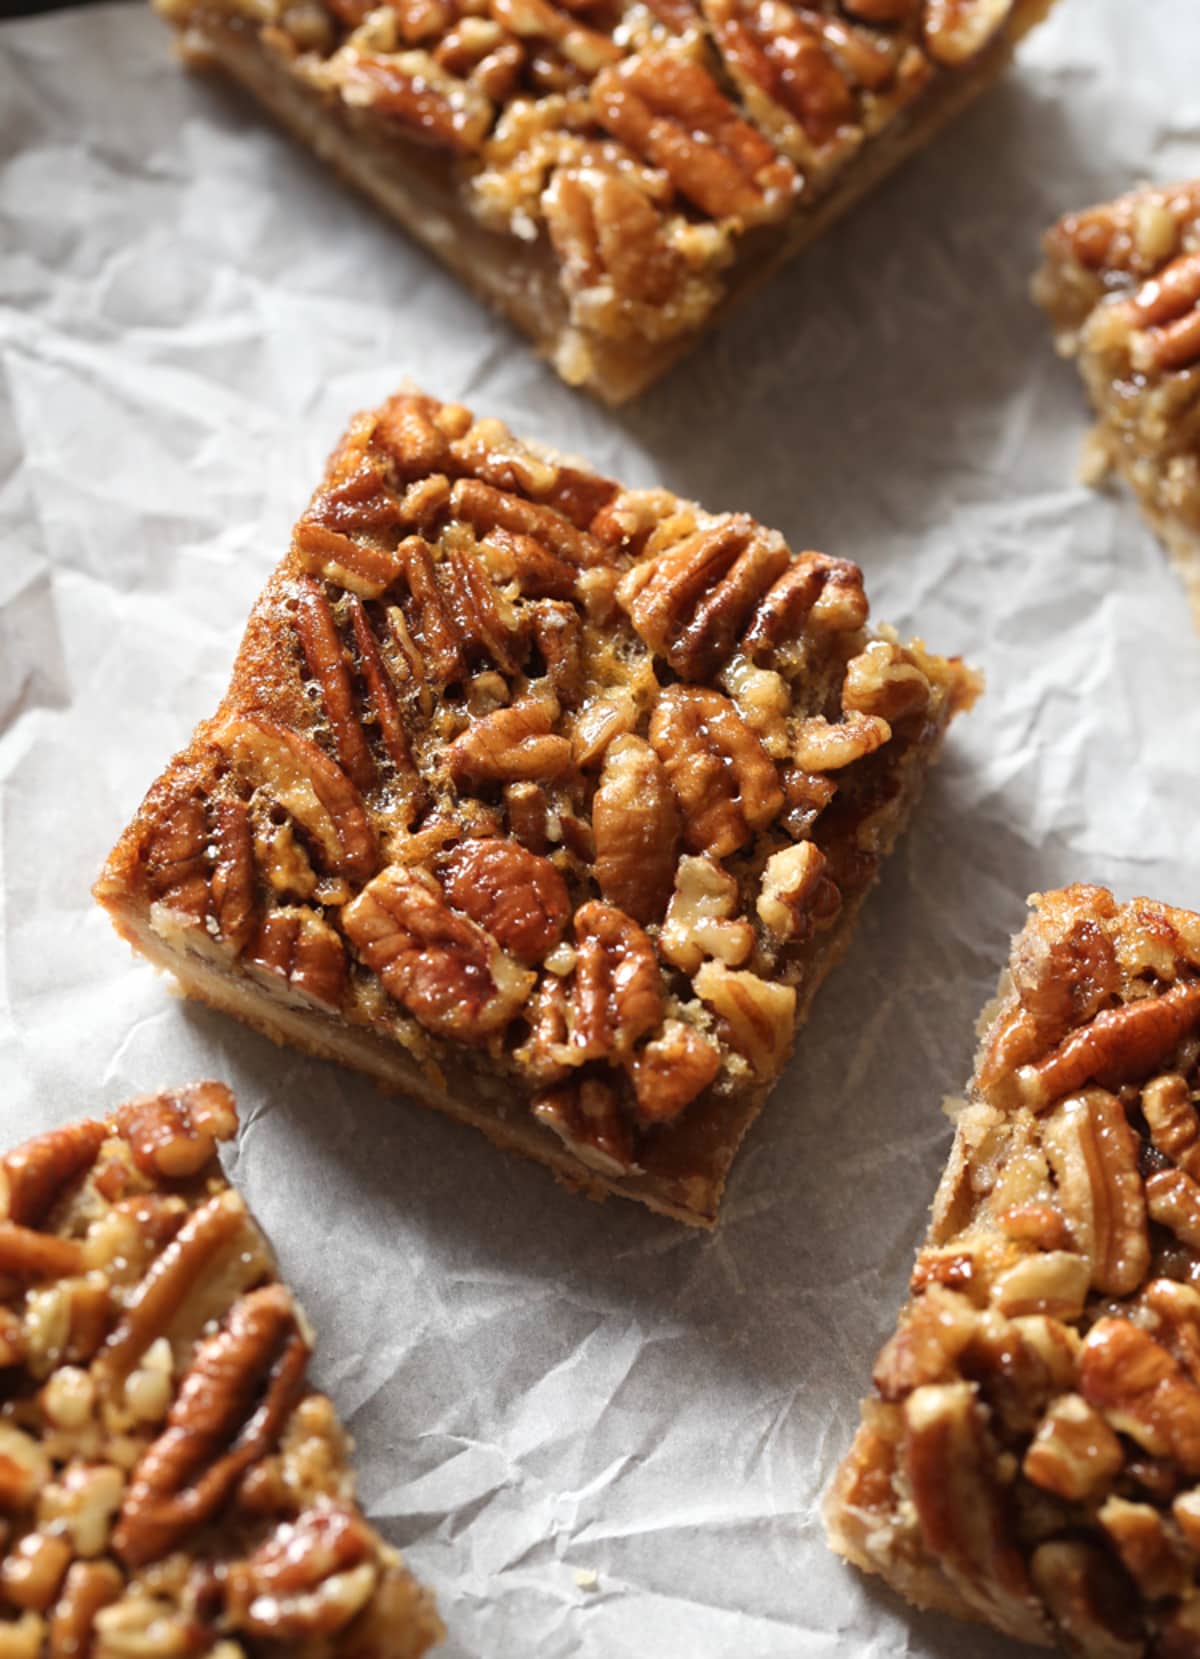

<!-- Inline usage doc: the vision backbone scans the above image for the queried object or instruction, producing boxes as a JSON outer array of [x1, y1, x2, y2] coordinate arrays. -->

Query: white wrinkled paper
[[2, 3, 1199, 1652]]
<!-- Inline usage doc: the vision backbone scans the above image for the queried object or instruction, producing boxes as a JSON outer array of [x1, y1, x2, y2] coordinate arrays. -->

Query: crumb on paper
[[574, 1568, 599, 1591]]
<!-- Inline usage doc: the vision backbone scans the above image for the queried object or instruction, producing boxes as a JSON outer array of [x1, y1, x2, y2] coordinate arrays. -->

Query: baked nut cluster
[[97, 389, 977, 1225], [155, 0, 1053, 396], [1035, 177, 1200, 624], [0, 1084, 442, 1659], [826, 885, 1200, 1654]]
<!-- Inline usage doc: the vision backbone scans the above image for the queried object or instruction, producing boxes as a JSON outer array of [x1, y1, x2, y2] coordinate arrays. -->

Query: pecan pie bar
[[96, 389, 977, 1226], [0, 1082, 443, 1658], [1035, 179, 1200, 627], [153, 0, 1054, 402], [826, 884, 1200, 1654]]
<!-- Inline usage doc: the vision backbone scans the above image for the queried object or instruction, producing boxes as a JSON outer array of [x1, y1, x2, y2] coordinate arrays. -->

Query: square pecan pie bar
[[826, 884, 1200, 1655], [154, 0, 1053, 402], [1035, 179, 1200, 627], [0, 1081, 443, 1658], [96, 389, 976, 1226]]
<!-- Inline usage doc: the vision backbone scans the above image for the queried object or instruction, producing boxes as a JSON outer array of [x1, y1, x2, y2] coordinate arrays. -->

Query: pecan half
[[529, 599, 584, 708], [1016, 982, 1200, 1110], [627, 1020, 721, 1122], [294, 520, 406, 602], [330, 49, 494, 150], [570, 901, 663, 1061], [1080, 1316, 1200, 1472], [741, 553, 868, 657], [489, 0, 620, 73], [113, 1285, 310, 1567], [210, 797, 257, 953], [213, 716, 378, 885], [616, 520, 789, 681], [448, 695, 573, 786], [295, 577, 378, 793], [1, 1122, 105, 1227], [450, 477, 600, 567], [141, 796, 210, 920], [398, 533, 518, 681], [704, 0, 860, 157], [592, 735, 681, 925], [1123, 249, 1200, 374], [248, 907, 348, 1010], [1041, 1089, 1149, 1296], [903, 1382, 1047, 1644], [225, 1505, 378, 1640], [478, 527, 577, 601], [440, 837, 569, 963], [114, 1082, 238, 1182], [344, 595, 418, 781], [532, 1079, 638, 1176], [1143, 1072, 1200, 1179], [649, 686, 783, 859], [342, 864, 534, 1039], [590, 53, 797, 226]]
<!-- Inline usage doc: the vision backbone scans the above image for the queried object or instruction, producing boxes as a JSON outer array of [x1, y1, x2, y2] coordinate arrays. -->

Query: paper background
[[2, 2, 1199, 1652]]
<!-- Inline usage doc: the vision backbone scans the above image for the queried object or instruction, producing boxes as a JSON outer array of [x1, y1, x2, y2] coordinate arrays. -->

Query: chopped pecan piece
[[1146, 1167, 1200, 1253], [450, 478, 600, 567], [440, 836, 570, 963], [792, 712, 891, 772], [923, 0, 1014, 66], [225, 1505, 378, 1640], [659, 855, 753, 974], [592, 735, 681, 925], [1099, 1496, 1190, 1601], [590, 53, 798, 226], [842, 640, 932, 723], [649, 686, 783, 858], [616, 519, 789, 681], [693, 961, 794, 1080], [343, 864, 534, 1038], [1023, 1393, 1124, 1502], [114, 1083, 238, 1182], [628, 1020, 721, 1123], [756, 841, 840, 942]]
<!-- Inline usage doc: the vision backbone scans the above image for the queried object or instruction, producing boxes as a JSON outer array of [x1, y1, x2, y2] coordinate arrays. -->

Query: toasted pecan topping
[[101, 390, 974, 1192], [828, 887, 1200, 1655], [0, 1095, 442, 1656]]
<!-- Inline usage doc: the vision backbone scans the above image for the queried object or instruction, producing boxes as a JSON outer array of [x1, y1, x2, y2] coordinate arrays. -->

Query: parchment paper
[[2, 2, 1199, 1652]]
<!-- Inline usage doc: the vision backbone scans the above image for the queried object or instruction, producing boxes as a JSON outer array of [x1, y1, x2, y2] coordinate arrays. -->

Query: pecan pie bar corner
[[825, 883, 1200, 1655], [1035, 178, 1200, 628], [0, 1082, 443, 1658], [96, 388, 978, 1227], [153, 0, 1055, 402]]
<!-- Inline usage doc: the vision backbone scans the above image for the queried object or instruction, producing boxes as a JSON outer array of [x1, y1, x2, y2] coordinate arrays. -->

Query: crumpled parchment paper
[[2, 2, 1199, 1652]]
